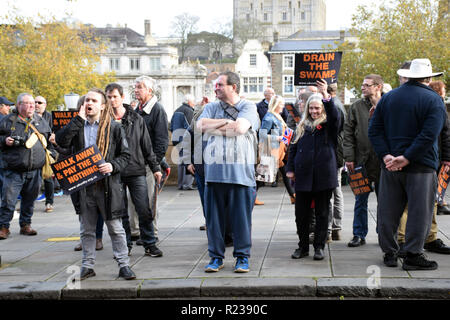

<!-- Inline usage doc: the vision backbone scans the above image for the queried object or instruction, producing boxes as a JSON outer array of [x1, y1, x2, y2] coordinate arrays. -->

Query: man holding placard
[[55, 88, 135, 280], [343, 74, 384, 248]]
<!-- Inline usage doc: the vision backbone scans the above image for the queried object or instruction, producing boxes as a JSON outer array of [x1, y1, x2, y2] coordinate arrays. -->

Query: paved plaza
[[0, 184, 449, 300]]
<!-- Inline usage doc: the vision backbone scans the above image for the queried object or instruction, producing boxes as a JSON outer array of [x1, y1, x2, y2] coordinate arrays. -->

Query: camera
[[10, 135, 25, 147]]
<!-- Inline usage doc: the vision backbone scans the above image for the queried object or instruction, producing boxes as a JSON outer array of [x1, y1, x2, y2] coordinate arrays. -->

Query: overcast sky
[[2, 0, 377, 36]]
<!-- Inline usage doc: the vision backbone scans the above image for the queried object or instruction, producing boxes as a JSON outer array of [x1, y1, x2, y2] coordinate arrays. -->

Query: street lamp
[[64, 93, 80, 110]]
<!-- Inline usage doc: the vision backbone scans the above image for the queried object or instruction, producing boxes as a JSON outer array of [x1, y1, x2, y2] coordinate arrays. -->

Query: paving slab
[[0, 185, 449, 300]]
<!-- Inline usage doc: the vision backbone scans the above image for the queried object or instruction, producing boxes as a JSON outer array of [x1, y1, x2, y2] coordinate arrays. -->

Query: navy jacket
[[286, 99, 341, 192], [368, 81, 446, 171]]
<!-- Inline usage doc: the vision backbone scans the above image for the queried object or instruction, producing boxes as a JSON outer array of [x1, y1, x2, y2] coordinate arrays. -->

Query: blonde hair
[[292, 94, 326, 143], [268, 95, 287, 127]]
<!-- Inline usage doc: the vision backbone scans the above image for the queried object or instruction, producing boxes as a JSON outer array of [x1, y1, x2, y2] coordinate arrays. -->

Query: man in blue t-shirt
[[197, 71, 260, 273]]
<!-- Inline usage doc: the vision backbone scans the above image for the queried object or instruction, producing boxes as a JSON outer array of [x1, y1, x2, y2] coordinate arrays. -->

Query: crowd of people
[[0, 58, 449, 280]]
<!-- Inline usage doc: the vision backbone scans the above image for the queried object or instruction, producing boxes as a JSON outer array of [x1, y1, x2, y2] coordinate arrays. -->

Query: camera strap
[[28, 122, 48, 149]]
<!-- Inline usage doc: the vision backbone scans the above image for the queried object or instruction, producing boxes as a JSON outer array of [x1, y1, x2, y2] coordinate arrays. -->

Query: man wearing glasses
[[0, 93, 52, 239], [35, 96, 55, 213], [343, 74, 384, 248]]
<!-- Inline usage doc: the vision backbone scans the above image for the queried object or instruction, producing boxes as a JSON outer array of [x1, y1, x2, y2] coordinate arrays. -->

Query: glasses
[[35, 101, 45, 104], [361, 83, 376, 88]]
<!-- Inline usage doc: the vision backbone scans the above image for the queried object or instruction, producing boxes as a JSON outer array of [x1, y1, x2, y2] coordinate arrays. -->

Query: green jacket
[[343, 98, 380, 182]]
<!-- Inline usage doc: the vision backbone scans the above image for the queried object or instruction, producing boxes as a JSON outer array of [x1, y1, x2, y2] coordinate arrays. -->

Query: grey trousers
[[328, 167, 344, 232], [80, 184, 129, 269], [377, 169, 436, 255], [177, 165, 194, 189]]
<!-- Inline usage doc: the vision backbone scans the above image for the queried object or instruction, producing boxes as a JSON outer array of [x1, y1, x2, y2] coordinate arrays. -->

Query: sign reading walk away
[[51, 145, 106, 194], [348, 166, 372, 196], [52, 111, 79, 132], [294, 52, 343, 85]]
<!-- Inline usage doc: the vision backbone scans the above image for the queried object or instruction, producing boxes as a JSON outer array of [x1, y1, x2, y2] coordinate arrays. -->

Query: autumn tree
[[0, 12, 115, 110], [336, 0, 449, 94]]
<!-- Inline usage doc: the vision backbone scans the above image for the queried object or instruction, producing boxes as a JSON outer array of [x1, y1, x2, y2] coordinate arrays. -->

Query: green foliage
[[0, 12, 115, 110], [336, 0, 449, 94]]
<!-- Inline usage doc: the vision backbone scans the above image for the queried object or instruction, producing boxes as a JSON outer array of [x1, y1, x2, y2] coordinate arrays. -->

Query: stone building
[[233, 0, 326, 45], [91, 20, 207, 119]]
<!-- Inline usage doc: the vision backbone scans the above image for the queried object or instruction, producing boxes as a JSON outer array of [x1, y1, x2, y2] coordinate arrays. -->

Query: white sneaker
[[45, 203, 54, 213]]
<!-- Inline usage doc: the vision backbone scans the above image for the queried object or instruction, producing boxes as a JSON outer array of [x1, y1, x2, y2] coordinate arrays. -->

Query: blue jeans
[[195, 172, 205, 217], [43, 177, 54, 205], [121, 175, 158, 249], [352, 182, 379, 239], [205, 183, 256, 259], [0, 168, 3, 207], [0, 169, 41, 228]]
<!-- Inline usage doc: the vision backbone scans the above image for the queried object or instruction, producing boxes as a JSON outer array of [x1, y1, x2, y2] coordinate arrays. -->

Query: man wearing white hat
[[368, 58, 446, 271]]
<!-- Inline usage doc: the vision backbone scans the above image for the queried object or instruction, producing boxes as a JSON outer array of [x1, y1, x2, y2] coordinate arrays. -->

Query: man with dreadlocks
[[56, 88, 135, 281]]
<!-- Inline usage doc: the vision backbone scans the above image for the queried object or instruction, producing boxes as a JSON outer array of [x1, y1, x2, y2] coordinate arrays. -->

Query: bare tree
[[233, 18, 265, 53], [171, 12, 200, 63]]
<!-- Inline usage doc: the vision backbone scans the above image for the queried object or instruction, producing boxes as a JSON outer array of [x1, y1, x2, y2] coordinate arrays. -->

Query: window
[[243, 77, 264, 94], [301, 11, 305, 20], [150, 57, 161, 71], [283, 55, 294, 70], [298, 1, 301, 8], [283, 75, 294, 94], [130, 58, 140, 71], [249, 54, 257, 67], [282, 12, 287, 21], [246, 13, 250, 22], [264, 13, 268, 21], [109, 58, 120, 71]]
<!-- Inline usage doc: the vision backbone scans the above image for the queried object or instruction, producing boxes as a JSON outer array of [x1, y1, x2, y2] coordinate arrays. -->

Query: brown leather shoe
[[96, 239, 103, 250], [20, 225, 37, 236], [74, 242, 82, 251], [254, 198, 264, 205], [0, 227, 10, 240]]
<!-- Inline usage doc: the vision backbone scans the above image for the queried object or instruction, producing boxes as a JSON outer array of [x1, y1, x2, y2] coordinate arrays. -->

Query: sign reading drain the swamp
[[294, 52, 342, 85]]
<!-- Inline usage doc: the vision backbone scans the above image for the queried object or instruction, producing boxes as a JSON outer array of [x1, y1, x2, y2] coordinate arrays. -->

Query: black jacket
[[120, 105, 161, 176], [136, 100, 168, 164], [0, 111, 52, 172], [55, 115, 130, 220], [286, 99, 341, 192]]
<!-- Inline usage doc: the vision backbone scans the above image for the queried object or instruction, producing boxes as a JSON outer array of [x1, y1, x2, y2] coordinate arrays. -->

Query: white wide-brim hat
[[397, 58, 443, 78]]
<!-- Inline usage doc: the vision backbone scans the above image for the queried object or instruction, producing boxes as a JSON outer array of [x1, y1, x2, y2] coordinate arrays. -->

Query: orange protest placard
[[348, 166, 372, 196], [294, 52, 343, 85], [436, 166, 450, 205]]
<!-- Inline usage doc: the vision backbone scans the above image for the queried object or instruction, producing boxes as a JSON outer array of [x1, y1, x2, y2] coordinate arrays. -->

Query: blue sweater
[[368, 81, 446, 171]]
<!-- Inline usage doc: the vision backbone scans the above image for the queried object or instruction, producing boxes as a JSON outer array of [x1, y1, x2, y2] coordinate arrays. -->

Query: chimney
[[273, 31, 279, 43], [144, 19, 157, 46], [145, 19, 151, 36]]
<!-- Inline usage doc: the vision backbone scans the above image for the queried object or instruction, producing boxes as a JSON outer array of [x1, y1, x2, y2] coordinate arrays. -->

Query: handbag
[[255, 135, 278, 183], [28, 122, 55, 180]]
